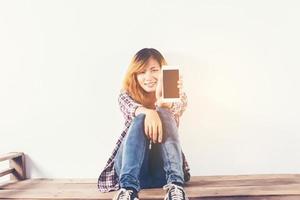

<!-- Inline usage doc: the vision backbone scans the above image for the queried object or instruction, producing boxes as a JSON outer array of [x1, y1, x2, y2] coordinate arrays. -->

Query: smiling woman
[[97, 48, 190, 200], [123, 48, 167, 109], [136, 61, 160, 93]]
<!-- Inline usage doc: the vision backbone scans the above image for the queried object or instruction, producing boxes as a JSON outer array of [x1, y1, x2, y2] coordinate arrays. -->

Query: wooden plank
[[9, 152, 26, 180], [3, 181, 300, 192], [187, 176, 300, 187], [3, 175, 300, 189], [0, 189, 115, 199], [3, 174, 299, 185], [0, 152, 23, 162], [0, 168, 14, 178], [1, 183, 300, 198], [194, 196, 300, 200], [3, 174, 300, 185], [0, 179, 18, 188], [1, 189, 300, 200], [1, 175, 300, 199], [190, 174, 300, 181]]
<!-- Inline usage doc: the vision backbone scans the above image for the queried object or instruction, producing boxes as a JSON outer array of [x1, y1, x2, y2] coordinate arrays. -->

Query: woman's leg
[[156, 107, 184, 185], [114, 114, 150, 192], [146, 142, 167, 188]]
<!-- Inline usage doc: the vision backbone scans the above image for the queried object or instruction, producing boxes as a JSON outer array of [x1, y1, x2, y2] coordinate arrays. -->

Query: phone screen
[[163, 69, 179, 98]]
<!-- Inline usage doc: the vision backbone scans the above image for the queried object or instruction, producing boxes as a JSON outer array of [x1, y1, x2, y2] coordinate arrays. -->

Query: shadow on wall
[[25, 154, 48, 178]]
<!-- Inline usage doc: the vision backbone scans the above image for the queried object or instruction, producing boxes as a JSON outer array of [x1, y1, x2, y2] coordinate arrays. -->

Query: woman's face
[[136, 58, 161, 93]]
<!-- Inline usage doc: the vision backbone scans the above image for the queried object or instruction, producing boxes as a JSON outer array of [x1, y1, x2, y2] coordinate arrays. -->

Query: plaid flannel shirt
[[97, 90, 190, 192]]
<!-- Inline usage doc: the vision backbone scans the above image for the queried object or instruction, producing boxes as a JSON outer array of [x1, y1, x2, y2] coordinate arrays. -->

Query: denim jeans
[[114, 107, 184, 192]]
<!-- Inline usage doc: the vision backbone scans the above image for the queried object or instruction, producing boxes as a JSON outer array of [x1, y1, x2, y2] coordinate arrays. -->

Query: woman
[[98, 48, 190, 200]]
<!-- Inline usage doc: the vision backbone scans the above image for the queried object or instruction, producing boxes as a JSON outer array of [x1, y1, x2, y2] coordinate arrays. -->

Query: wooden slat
[[0, 179, 18, 188], [0, 168, 14, 177], [196, 196, 300, 200], [0, 152, 23, 162], [3, 174, 300, 184], [190, 174, 300, 181], [1, 189, 300, 200], [3, 177, 300, 190], [1, 175, 300, 199], [9, 152, 26, 180]]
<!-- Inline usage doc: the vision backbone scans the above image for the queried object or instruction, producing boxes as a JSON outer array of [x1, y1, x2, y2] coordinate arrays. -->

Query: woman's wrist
[[157, 102, 173, 109], [135, 106, 152, 116], [155, 98, 172, 109]]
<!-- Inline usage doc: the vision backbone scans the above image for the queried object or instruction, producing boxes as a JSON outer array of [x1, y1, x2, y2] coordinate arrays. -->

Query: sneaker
[[113, 188, 139, 200], [163, 183, 189, 200]]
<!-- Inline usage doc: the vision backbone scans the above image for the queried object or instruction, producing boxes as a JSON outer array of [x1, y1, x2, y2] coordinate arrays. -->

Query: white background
[[1, 0, 300, 179]]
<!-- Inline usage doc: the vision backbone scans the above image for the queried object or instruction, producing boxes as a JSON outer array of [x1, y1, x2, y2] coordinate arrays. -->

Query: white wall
[[1, 0, 300, 179]]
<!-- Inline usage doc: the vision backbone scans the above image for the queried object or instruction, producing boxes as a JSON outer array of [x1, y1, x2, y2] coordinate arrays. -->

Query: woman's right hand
[[144, 109, 163, 143], [135, 106, 163, 143]]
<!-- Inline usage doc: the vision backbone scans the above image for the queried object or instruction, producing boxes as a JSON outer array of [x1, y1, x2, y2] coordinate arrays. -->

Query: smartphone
[[162, 66, 180, 102]]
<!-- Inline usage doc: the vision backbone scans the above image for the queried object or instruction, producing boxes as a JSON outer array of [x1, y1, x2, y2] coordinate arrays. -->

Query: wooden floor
[[1, 174, 300, 199]]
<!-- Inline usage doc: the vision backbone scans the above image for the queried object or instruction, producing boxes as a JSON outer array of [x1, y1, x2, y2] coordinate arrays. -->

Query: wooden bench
[[1, 152, 300, 199]]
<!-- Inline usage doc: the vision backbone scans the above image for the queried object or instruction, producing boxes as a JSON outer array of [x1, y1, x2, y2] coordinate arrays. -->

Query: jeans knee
[[165, 128, 179, 142], [126, 114, 146, 139], [157, 108, 175, 124], [131, 114, 145, 128], [157, 108, 179, 142], [134, 113, 146, 122]]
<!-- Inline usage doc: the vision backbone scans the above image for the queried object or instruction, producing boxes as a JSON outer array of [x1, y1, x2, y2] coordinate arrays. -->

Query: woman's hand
[[155, 97, 173, 108], [135, 106, 163, 143], [178, 75, 184, 97], [144, 109, 163, 143]]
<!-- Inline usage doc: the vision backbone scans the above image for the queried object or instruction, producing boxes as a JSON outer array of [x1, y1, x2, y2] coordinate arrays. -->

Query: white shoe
[[163, 183, 189, 200], [113, 188, 139, 200]]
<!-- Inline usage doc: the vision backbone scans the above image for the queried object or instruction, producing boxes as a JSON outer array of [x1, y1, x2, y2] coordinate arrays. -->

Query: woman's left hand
[[177, 75, 184, 97]]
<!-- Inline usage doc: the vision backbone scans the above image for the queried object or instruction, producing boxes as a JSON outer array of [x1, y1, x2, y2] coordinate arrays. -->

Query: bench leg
[[9, 153, 26, 180]]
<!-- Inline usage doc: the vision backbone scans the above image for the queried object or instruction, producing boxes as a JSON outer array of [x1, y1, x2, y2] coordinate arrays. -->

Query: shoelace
[[163, 183, 185, 200], [118, 188, 134, 200]]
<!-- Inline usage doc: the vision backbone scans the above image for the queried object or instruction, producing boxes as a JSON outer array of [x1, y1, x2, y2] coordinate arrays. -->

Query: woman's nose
[[144, 70, 153, 79]]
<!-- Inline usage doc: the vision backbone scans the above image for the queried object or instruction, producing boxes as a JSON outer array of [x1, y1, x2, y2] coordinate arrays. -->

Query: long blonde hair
[[123, 48, 167, 108]]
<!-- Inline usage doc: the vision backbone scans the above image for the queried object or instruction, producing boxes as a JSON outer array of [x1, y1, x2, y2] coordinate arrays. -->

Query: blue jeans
[[114, 107, 184, 192]]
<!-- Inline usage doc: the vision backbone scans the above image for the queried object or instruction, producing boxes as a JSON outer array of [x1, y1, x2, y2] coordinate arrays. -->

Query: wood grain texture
[[0, 152, 26, 181], [9, 153, 26, 181], [0, 174, 300, 199], [0, 152, 23, 162], [0, 168, 14, 178]]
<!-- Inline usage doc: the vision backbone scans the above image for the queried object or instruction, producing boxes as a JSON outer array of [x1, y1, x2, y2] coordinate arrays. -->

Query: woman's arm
[[135, 106, 163, 143], [119, 92, 163, 143], [118, 90, 142, 121], [169, 92, 188, 118], [155, 73, 187, 118], [135, 106, 152, 116]]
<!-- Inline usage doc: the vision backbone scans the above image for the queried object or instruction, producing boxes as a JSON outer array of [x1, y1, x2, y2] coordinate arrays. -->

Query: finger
[[177, 83, 183, 89], [179, 90, 183, 96], [144, 122, 150, 139], [149, 125, 153, 141], [152, 125, 158, 143], [158, 123, 163, 143], [177, 79, 183, 89]]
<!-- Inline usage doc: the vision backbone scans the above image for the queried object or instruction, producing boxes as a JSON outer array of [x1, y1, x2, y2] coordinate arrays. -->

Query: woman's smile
[[144, 82, 157, 87], [137, 57, 161, 93]]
